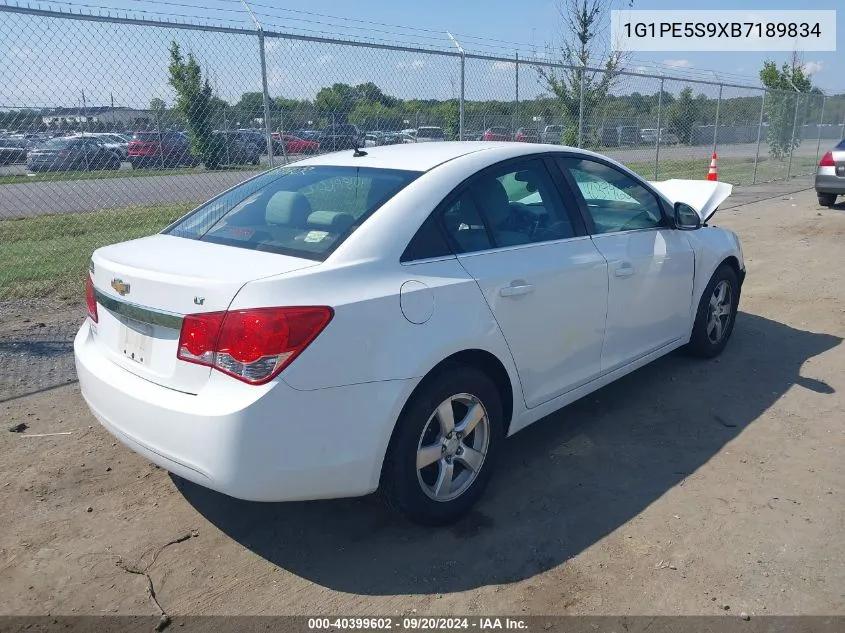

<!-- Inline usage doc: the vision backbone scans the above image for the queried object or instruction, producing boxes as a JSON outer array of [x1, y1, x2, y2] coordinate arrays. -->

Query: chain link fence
[[1, 4, 843, 399]]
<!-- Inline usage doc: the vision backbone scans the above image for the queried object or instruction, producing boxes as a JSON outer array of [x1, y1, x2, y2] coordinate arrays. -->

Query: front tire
[[817, 192, 837, 207], [383, 365, 503, 526], [686, 264, 740, 358]]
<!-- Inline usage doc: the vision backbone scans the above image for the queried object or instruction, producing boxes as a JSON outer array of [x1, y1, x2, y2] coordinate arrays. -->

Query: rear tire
[[383, 365, 503, 526], [817, 192, 837, 207], [686, 264, 740, 359]]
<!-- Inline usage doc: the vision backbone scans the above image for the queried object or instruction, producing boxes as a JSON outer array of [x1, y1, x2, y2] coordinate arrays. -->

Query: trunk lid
[[90, 234, 319, 393], [833, 149, 845, 177]]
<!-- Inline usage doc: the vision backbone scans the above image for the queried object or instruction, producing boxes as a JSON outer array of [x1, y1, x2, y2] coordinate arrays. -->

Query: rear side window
[[441, 192, 493, 254], [165, 165, 420, 260], [401, 214, 453, 262]]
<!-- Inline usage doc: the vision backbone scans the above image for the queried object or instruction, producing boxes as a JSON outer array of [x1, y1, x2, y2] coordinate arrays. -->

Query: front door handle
[[614, 262, 635, 278], [500, 283, 534, 297]]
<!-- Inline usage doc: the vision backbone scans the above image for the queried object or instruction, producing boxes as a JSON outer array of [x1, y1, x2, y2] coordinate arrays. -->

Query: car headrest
[[307, 210, 355, 233], [265, 191, 312, 226], [474, 179, 511, 225]]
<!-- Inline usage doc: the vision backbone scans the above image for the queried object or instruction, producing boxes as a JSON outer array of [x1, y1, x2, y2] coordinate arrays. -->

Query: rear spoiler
[[648, 179, 733, 223]]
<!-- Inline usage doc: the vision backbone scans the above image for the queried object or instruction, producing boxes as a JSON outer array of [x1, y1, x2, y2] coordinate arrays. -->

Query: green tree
[[665, 87, 699, 144], [149, 98, 167, 120], [534, 0, 626, 145], [233, 92, 267, 125], [759, 55, 813, 159], [167, 42, 222, 168], [314, 83, 359, 118]]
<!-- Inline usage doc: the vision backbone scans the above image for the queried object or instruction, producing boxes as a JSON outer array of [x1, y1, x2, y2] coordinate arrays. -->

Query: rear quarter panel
[[230, 257, 523, 400]]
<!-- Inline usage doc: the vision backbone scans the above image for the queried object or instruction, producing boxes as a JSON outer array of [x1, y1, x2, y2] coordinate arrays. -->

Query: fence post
[[653, 77, 664, 180], [459, 51, 465, 141], [223, 107, 230, 167], [577, 65, 585, 148], [257, 30, 276, 167], [80, 90, 91, 171], [712, 84, 722, 157], [514, 52, 519, 140], [815, 95, 826, 163], [154, 109, 165, 169], [752, 91, 766, 185], [786, 92, 800, 180]]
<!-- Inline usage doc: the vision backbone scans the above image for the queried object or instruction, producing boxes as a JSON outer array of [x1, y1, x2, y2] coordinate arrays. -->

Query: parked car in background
[[415, 126, 446, 142], [66, 133, 128, 160], [320, 123, 359, 151], [213, 130, 262, 165], [0, 137, 30, 165], [815, 138, 845, 207], [541, 125, 564, 144], [598, 127, 621, 147], [640, 129, 679, 145], [514, 127, 540, 143], [619, 126, 640, 146], [660, 130, 680, 145], [640, 129, 658, 144], [380, 132, 405, 145], [482, 127, 511, 142], [27, 137, 121, 172], [272, 133, 320, 155], [294, 130, 323, 143], [362, 133, 381, 147], [128, 131, 196, 169]]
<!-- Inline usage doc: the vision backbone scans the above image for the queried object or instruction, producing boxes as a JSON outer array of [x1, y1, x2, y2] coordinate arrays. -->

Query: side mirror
[[674, 202, 701, 230]]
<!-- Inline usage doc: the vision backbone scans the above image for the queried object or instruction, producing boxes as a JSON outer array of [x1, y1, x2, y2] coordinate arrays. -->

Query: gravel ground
[[0, 185, 843, 619]]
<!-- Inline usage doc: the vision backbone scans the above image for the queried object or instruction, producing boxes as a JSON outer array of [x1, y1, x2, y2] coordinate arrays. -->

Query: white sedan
[[75, 142, 745, 525]]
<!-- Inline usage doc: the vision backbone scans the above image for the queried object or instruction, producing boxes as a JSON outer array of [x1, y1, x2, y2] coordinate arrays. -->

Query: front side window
[[559, 158, 663, 234], [165, 165, 420, 260]]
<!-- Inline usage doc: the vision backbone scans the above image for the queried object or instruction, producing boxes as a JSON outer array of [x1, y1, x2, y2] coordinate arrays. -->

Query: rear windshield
[[165, 165, 421, 260]]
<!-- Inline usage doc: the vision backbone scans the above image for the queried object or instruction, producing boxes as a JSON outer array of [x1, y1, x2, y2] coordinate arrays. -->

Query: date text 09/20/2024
[[307, 617, 529, 630]]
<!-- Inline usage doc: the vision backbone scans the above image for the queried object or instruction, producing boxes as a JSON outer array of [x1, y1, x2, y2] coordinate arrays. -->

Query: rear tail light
[[85, 274, 98, 323], [177, 306, 333, 385], [819, 151, 835, 167]]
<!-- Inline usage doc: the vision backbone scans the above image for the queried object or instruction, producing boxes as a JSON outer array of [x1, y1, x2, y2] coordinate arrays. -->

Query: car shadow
[[175, 312, 840, 595]]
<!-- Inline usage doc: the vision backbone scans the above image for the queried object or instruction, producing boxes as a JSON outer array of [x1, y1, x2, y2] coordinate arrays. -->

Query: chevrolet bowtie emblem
[[111, 278, 130, 296]]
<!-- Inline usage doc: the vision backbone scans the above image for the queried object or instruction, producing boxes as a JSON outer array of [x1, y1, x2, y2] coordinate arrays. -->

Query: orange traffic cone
[[706, 153, 718, 181]]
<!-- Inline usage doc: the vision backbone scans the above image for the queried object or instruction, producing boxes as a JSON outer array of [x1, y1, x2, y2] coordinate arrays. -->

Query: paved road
[[0, 142, 825, 219]]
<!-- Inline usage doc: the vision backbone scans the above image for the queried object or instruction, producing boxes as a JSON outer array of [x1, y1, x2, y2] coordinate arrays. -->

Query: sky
[[0, 0, 842, 110]]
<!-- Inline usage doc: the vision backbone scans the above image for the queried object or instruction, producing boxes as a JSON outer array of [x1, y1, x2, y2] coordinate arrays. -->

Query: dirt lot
[[1, 186, 844, 618]]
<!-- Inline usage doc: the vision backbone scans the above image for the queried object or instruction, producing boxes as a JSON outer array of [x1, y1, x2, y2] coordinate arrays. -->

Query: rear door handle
[[500, 283, 534, 297], [615, 262, 635, 278]]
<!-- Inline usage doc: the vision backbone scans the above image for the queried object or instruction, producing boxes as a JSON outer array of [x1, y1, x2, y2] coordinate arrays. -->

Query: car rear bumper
[[74, 320, 415, 502], [814, 169, 845, 194]]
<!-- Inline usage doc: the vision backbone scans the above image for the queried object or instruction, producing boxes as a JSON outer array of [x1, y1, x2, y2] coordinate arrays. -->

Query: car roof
[[289, 141, 601, 172]]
